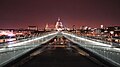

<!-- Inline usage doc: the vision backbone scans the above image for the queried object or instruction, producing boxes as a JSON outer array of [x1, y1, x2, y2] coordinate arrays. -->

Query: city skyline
[[0, 0, 120, 29]]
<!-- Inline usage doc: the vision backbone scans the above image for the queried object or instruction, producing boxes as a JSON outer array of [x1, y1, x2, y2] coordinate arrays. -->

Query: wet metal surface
[[21, 47, 103, 67]]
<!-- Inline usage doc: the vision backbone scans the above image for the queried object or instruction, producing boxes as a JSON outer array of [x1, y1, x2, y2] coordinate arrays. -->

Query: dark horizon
[[0, 0, 120, 29]]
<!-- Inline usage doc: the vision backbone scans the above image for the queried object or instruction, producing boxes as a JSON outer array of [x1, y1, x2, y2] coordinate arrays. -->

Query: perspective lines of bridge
[[0, 31, 120, 67]]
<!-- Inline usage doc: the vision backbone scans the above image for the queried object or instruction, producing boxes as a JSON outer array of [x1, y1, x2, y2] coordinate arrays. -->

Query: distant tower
[[45, 23, 49, 30], [55, 18, 63, 31], [101, 25, 104, 29]]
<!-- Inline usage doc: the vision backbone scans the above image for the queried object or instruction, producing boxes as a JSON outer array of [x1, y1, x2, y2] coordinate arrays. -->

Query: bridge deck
[[20, 47, 103, 67]]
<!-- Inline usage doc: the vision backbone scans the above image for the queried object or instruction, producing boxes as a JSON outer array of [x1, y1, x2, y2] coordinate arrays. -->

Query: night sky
[[0, 0, 120, 29]]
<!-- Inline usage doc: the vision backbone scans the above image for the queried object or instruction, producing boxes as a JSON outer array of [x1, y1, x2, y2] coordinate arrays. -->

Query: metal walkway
[[20, 47, 103, 67], [0, 31, 120, 67], [7, 36, 107, 67], [3, 34, 110, 67]]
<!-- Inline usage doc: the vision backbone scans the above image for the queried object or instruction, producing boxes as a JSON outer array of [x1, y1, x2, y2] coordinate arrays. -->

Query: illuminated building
[[55, 18, 64, 31], [28, 26, 38, 30]]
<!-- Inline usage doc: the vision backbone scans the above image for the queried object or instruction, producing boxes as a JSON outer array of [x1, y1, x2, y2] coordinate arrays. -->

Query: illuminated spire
[[45, 23, 49, 30], [58, 17, 61, 21]]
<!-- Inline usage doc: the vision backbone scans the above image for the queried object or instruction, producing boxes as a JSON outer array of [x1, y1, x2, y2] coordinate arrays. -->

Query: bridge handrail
[[64, 31, 120, 47], [62, 31, 120, 67], [0, 31, 58, 67]]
